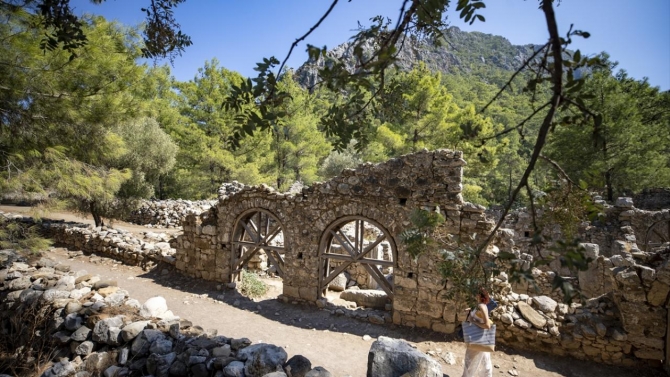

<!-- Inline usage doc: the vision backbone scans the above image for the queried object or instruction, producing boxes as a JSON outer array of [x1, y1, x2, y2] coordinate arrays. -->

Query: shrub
[[0, 215, 51, 254], [238, 270, 268, 298]]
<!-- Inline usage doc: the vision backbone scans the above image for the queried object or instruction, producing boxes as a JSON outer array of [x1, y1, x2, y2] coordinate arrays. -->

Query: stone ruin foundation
[[171, 149, 670, 369], [5, 148, 669, 370]]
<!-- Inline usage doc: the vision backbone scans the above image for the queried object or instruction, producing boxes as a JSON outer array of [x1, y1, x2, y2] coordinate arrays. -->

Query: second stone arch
[[317, 215, 397, 300]]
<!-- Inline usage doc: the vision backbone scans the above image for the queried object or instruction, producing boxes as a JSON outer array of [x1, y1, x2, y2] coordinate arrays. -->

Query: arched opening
[[230, 208, 286, 282], [645, 219, 670, 252], [318, 216, 396, 306]]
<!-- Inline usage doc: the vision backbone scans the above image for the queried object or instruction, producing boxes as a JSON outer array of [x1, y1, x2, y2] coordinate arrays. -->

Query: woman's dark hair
[[478, 287, 490, 304]]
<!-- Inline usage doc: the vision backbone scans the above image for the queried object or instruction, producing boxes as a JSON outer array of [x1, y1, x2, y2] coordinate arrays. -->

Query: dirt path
[[2, 205, 664, 376]]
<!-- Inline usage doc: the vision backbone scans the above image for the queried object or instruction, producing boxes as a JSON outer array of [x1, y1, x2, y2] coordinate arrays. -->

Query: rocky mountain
[[295, 27, 541, 88]]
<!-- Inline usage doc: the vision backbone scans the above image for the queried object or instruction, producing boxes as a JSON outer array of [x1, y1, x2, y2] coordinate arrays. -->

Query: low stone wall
[[1, 211, 177, 269], [488, 242, 670, 366]]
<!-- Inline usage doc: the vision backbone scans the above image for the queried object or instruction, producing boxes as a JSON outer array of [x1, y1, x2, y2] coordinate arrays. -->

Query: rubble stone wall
[[171, 149, 670, 367], [172, 149, 500, 333], [0, 255, 330, 377], [1, 212, 177, 269], [7, 149, 670, 368], [125, 199, 216, 228]]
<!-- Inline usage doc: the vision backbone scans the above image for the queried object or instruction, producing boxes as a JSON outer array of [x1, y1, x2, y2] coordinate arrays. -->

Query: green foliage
[[238, 270, 268, 298], [399, 208, 445, 259], [547, 59, 670, 200], [0, 0, 191, 61], [318, 149, 362, 180], [0, 216, 51, 254], [438, 246, 486, 306]]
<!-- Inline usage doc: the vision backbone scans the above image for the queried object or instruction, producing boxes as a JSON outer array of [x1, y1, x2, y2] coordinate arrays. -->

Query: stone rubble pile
[[217, 182, 246, 200], [0, 255, 441, 377], [487, 240, 669, 366], [126, 199, 217, 228], [0, 256, 333, 377]]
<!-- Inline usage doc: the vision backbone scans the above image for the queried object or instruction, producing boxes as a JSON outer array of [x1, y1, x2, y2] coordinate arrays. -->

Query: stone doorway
[[645, 219, 670, 252], [230, 208, 286, 282], [317, 216, 396, 306]]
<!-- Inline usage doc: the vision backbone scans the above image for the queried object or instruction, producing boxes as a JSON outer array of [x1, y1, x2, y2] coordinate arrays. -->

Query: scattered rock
[[366, 336, 441, 377]]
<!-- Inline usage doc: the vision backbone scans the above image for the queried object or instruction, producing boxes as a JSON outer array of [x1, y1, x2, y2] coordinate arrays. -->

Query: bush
[[238, 270, 268, 298], [0, 215, 51, 254]]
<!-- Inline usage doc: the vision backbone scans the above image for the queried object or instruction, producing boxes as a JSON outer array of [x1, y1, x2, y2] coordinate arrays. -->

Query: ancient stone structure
[[170, 149, 670, 368], [172, 149, 498, 336], [4, 149, 670, 369]]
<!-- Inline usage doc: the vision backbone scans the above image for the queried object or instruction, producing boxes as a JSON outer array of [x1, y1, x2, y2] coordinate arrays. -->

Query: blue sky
[[70, 0, 670, 90]]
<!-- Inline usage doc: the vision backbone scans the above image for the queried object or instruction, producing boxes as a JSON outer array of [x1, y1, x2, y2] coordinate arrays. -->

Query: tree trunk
[[89, 201, 104, 228], [605, 169, 614, 202]]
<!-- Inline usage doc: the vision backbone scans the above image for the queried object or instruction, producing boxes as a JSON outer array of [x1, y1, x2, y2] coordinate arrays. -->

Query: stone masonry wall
[[172, 149, 500, 333], [11, 148, 670, 368], [171, 149, 670, 367]]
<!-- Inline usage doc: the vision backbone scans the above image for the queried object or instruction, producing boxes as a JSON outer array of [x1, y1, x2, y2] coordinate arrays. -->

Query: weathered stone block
[[517, 302, 547, 329], [647, 281, 670, 306]]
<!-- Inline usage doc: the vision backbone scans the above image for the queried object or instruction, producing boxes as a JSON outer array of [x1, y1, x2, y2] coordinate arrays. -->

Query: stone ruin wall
[[172, 150, 501, 332], [172, 149, 670, 367], [488, 195, 670, 366], [5, 149, 668, 368]]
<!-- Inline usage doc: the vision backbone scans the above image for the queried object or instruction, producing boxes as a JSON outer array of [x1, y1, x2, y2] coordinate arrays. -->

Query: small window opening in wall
[[297, 252, 303, 260], [407, 272, 414, 278], [399, 198, 407, 206], [524, 231, 532, 238]]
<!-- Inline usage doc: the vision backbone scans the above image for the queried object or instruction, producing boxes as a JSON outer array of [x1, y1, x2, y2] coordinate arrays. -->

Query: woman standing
[[462, 288, 494, 377]]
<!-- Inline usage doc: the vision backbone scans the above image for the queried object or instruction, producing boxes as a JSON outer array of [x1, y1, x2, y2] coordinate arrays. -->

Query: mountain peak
[[294, 27, 538, 88]]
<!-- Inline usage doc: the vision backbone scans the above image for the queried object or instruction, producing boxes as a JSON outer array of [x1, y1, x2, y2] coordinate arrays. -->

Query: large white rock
[[367, 336, 442, 377], [340, 289, 389, 309], [140, 296, 168, 318], [531, 296, 558, 313]]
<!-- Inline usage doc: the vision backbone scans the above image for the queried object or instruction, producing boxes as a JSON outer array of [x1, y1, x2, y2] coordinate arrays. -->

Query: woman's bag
[[461, 321, 496, 352]]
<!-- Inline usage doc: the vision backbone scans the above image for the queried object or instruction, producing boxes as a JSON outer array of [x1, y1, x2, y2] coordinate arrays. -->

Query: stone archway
[[230, 208, 286, 281], [317, 215, 397, 299], [645, 219, 670, 251]]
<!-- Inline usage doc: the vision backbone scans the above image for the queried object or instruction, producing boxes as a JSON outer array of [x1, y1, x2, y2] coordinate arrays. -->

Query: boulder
[[237, 344, 288, 377], [615, 197, 634, 208], [531, 296, 557, 313], [517, 301, 547, 329], [75, 341, 95, 356], [92, 316, 124, 345], [146, 351, 176, 377], [328, 273, 347, 292], [71, 326, 92, 342], [224, 361, 245, 377], [283, 355, 312, 377], [340, 289, 389, 309], [366, 336, 441, 377], [140, 296, 169, 318]]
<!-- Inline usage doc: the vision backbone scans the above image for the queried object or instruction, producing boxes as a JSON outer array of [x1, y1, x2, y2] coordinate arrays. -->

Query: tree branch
[[478, 0, 563, 253], [479, 101, 550, 144], [275, 0, 339, 78], [539, 154, 584, 190]]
